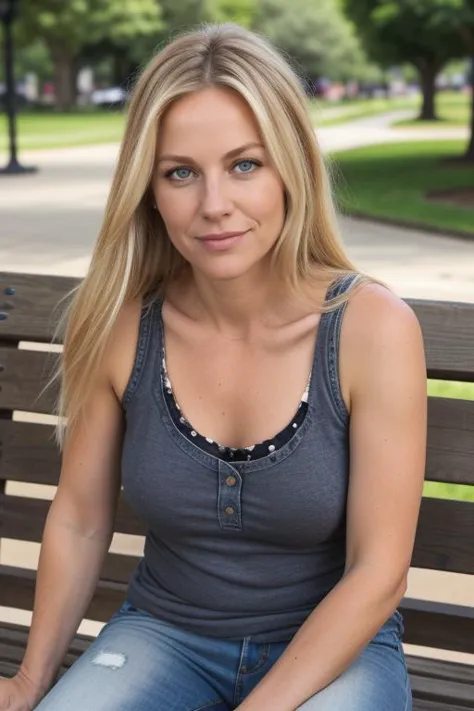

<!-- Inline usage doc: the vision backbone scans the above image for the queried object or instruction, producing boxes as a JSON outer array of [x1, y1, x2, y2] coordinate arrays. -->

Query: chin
[[193, 255, 263, 282]]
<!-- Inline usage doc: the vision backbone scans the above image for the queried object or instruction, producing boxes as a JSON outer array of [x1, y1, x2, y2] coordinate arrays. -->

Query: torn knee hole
[[91, 651, 127, 670]]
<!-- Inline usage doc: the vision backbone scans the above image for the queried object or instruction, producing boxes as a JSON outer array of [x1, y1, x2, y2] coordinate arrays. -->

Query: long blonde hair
[[50, 22, 372, 450]]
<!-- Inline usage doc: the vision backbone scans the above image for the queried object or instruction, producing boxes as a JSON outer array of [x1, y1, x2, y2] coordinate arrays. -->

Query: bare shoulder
[[103, 297, 144, 402], [344, 281, 423, 346], [339, 282, 426, 406], [344, 283, 419, 334]]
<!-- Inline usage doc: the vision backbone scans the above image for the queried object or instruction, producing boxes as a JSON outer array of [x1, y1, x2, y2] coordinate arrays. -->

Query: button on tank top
[[121, 273, 357, 642]]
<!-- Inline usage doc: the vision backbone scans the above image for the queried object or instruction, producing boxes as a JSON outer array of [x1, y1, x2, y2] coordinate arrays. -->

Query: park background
[[0, 0, 473, 666]]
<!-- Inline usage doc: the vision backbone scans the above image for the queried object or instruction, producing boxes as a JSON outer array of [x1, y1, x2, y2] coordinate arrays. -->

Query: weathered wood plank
[[0, 348, 59, 413], [400, 598, 474, 653], [406, 655, 474, 685], [1, 398, 473, 487], [412, 498, 474, 574], [0, 420, 60, 485], [0, 566, 127, 622], [0, 494, 146, 540], [1, 495, 472, 574], [410, 673, 474, 707], [407, 299, 474, 381], [0, 272, 77, 344], [427, 398, 474, 485]]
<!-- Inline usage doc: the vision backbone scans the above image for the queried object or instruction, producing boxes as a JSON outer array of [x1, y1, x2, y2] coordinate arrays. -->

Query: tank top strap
[[309, 272, 361, 424], [122, 293, 163, 410]]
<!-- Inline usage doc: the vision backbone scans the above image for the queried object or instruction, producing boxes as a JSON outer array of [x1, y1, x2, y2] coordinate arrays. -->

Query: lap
[[34, 605, 230, 711], [33, 604, 410, 711]]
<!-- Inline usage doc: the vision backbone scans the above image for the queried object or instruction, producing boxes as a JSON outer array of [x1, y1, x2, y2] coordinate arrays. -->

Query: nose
[[200, 175, 233, 220]]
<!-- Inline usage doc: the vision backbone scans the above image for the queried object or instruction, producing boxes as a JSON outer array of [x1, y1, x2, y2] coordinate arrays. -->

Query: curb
[[340, 210, 474, 243]]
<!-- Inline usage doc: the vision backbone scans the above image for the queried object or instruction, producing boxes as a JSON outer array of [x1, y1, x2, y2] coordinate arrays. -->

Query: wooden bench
[[0, 271, 473, 710]]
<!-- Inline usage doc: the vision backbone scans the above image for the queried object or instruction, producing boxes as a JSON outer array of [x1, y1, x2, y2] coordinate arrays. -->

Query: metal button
[[226, 476, 236, 487], [225, 506, 234, 515]]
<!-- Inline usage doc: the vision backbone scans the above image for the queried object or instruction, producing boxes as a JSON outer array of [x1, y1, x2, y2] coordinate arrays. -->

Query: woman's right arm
[[1, 338, 126, 709]]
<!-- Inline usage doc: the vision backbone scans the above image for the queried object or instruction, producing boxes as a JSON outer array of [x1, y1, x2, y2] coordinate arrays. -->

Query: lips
[[196, 230, 248, 252], [197, 230, 248, 241]]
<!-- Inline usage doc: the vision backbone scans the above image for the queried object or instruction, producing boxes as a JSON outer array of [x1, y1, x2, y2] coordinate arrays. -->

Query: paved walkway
[[318, 109, 469, 152], [0, 122, 472, 302]]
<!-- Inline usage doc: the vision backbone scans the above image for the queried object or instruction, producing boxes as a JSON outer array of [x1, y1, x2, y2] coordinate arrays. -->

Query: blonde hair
[[50, 22, 375, 450]]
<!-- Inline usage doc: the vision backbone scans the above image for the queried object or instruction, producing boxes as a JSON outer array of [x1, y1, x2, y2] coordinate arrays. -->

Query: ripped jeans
[[34, 601, 411, 711]]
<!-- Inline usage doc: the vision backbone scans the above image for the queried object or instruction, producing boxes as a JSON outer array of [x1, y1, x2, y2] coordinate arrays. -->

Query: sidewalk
[[0, 136, 473, 302]]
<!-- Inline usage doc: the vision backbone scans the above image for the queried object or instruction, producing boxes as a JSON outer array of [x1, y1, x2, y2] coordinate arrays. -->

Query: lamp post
[[0, 0, 37, 175]]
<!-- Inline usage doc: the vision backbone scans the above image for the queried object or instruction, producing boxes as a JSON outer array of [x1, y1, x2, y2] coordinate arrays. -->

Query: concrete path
[[318, 109, 469, 152], [0, 134, 472, 302]]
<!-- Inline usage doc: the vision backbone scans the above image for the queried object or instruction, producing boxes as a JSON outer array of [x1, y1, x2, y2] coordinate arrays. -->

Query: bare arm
[[237, 285, 427, 711], [17, 329, 127, 700]]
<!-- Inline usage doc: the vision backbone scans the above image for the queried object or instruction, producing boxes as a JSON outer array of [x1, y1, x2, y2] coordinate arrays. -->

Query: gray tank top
[[121, 274, 356, 642]]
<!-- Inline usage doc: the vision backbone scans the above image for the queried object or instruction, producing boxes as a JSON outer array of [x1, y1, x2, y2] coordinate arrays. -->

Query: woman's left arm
[[237, 285, 428, 711]]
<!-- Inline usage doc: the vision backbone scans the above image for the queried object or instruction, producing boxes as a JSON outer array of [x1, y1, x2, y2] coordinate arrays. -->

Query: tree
[[253, 0, 366, 84], [207, 0, 257, 27], [343, 0, 463, 120], [413, 0, 474, 159], [15, 0, 163, 110]]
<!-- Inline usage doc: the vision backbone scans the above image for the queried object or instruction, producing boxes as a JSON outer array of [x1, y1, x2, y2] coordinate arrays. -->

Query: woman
[[1, 23, 427, 711]]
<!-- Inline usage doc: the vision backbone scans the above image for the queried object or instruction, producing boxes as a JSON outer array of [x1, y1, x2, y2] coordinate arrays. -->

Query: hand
[[0, 669, 47, 711]]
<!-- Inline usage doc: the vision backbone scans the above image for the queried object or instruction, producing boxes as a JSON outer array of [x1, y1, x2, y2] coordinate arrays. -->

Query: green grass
[[425, 380, 474, 502], [0, 91, 467, 154], [395, 91, 470, 128], [332, 140, 474, 236], [0, 110, 126, 152]]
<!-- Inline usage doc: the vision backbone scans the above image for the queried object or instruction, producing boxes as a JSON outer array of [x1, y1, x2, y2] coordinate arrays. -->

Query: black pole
[[0, 1, 37, 175]]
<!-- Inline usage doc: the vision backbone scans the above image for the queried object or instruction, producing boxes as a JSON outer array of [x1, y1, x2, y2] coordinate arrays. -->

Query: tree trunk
[[51, 47, 76, 111], [418, 60, 439, 121], [464, 55, 474, 161]]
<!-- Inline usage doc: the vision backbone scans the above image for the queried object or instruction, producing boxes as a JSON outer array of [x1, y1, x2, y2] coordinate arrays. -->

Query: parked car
[[90, 86, 128, 108]]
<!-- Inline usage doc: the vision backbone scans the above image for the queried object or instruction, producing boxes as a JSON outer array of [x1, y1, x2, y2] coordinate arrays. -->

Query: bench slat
[[400, 598, 474, 653], [2, 494, 473, 574], [413, 701, 472, 711], [0, 275, 473, 380], [426, 398, 474, 486], [0, 421, 60, 485], [0, 348, 58, 414], [410, 673, 474, 707], [407, 655, 474, 685], [0, 272, 77, 343], [0, 566, 126, 621], [407, 299, 474, 381], [1, 567, 473, 654], [1, 398, 474, 487], [0, 494, 146, 539], [0, 621, 93, 679], [412, 498, 474, 574]]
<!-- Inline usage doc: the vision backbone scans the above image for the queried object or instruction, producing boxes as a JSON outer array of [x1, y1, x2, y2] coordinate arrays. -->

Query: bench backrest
[[0, 272, 473, 655]]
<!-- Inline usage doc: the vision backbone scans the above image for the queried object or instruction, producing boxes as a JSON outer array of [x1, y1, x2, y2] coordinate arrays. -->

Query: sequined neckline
[[161, 352, 311, 461]]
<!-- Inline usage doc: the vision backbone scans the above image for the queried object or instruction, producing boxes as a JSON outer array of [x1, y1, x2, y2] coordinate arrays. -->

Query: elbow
[[47, 489, 115, 542]]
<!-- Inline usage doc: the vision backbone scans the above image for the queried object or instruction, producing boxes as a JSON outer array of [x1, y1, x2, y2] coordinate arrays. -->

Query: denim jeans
[[34, 601, 411, 711]]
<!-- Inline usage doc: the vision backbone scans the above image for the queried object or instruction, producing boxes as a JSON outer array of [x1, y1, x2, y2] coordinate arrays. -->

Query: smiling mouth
[[197, 230, 249, 241], [196, 230, 249, 251]]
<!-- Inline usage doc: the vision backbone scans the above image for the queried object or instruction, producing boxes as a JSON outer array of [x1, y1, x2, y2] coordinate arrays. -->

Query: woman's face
[[152, 86, 286, 281]]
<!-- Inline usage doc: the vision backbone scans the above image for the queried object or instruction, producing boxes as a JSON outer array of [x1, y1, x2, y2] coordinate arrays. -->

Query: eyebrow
[[157, 142, 265, 164]]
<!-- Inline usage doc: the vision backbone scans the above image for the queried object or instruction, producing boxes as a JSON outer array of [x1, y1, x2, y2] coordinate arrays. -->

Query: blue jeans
[[35, 601, 411, 711]]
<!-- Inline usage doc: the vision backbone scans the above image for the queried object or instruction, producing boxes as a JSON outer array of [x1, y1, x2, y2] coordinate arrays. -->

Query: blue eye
[[234, 159, 259, 174], [168, 167, 193, 181]]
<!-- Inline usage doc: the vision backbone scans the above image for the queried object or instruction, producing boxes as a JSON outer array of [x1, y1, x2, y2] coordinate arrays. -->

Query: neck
[[188, 268, 295, 338]]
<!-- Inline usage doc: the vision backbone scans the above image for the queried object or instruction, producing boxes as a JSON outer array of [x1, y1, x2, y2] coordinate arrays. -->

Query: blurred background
[[0, 0, 473, 664]]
